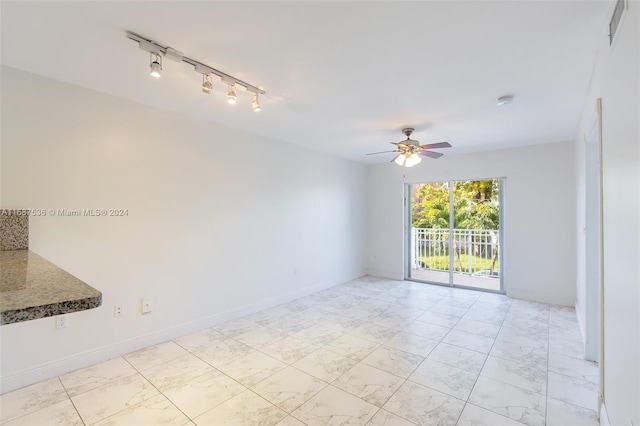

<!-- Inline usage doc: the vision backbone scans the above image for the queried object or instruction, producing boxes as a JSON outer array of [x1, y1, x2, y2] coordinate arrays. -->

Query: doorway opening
[[407, 178, 504, 292]]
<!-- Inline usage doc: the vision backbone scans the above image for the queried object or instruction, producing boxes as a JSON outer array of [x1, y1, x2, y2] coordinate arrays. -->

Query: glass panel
[[451, 179, 501, 291], [409, 182, 451, 285]]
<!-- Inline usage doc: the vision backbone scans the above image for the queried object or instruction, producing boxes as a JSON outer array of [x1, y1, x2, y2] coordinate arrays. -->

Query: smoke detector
[[497, 95, 514, 106]]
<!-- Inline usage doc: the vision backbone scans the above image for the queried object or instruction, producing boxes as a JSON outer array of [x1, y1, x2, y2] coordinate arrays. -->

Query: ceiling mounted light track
[[127, 31, 265, 110]]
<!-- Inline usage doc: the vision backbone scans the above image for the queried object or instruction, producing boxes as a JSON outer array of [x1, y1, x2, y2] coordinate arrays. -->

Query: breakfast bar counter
[[0, 250, 102, 325]]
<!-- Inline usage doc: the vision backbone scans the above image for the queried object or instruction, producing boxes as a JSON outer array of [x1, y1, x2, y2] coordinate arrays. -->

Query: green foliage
[[455, 180, 498, 201], [412, 183, 450, 229], [418, 254, 500, 273], [412, 180, 499, 230]]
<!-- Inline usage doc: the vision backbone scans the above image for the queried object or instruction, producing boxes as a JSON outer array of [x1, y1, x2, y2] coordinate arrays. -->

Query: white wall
[[575, 2, 640, 424], [368, 142, 577, 305], [0, 66, 368, 392]]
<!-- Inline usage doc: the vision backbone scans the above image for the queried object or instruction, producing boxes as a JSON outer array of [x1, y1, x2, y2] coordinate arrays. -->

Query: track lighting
[[128, 32, 265, 110], [252, 93, 261, 112], [227, 84, 237, 104], [149, 53, 162, 78], [202, 74, 213, 94]]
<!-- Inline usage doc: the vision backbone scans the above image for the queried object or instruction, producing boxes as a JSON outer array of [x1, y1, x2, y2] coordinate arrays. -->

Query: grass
[[417, 254, 500, 274]]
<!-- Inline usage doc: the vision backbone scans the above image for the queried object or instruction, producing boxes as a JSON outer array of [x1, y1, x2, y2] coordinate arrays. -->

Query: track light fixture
[[202, 74, 213, 94], [252, 93, 261, 112], [149, 53, 162, 78], [227, 84, 237, 104], [128, 32, 265, 110]]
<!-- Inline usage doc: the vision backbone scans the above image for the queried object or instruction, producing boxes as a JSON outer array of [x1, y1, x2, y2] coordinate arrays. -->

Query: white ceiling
[[1, 1, 611, 163]]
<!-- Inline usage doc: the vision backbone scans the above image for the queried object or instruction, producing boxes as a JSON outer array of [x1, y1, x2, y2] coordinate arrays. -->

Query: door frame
[[585, 99, 603, 362], [405, 178, 506, 294], [584, 99, 604, 415]]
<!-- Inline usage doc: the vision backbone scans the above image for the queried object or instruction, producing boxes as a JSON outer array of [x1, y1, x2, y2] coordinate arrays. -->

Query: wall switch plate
[[56, 315, 68, 329], [141, 298, 153, 314], [114, 305, 124, 317]]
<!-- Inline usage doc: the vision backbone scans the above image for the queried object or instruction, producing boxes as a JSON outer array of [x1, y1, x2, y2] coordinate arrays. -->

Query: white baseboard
[[506, 287, 574, 306], [600, 400, 610, 426], [366, 269, 403, 281], [0, 281, 331, 394]]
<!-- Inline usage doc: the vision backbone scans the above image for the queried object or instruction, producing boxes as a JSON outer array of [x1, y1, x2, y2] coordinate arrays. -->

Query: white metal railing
[[411, 228, 500, 277]]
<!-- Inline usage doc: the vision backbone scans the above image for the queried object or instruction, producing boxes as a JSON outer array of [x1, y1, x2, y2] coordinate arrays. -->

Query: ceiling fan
[[367, 128, 452, 167]]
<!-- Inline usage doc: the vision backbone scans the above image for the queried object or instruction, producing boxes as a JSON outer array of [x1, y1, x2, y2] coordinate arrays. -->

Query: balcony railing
[[411, 228, 500, 277]]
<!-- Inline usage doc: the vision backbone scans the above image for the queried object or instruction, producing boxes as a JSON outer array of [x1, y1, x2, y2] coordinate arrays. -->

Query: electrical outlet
[[114, 305, 124, 317], [141, 298, 153, 314], [56, 315, 68, 329]]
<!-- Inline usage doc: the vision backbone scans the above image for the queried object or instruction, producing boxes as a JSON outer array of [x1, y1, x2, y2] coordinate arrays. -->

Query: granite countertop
[[0, 250, 102, 325]]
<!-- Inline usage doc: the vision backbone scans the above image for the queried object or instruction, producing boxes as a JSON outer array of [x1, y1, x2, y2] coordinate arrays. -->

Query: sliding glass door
[[408, 178, 503, 292]]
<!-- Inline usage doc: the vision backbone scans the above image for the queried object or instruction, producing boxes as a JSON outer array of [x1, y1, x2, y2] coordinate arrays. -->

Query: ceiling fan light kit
[[394, 153, 422, 167], [128, 32, 264, 111], [367, 128, 452, 167]]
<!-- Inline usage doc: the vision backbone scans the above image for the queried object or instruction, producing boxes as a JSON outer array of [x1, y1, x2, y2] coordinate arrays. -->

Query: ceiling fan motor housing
[[400, 128, 420, 148]]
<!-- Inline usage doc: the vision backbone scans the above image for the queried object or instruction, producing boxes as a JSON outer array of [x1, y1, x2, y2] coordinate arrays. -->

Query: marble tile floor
[[0, 276, 599, 426]]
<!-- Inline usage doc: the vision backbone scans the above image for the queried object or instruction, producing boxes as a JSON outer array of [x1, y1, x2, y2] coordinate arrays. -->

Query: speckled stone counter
[[0, 250, 102, 325], [0, 211, 29, 250]]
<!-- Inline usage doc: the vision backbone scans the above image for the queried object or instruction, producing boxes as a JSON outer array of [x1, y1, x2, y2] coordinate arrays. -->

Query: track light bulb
[[202, 75, 213, 94], [149, 53, 162, 78], [150, 61, 161, 78], [252, 94, 261, 112], [227, 84, 237, 104]]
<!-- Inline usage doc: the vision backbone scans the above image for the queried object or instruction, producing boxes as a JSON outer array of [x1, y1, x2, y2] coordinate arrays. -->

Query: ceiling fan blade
[[420, 150, 444, 159], [419, 142, 451, 150], [366, 149, 399, 155], [390, 154, 400, 163]]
